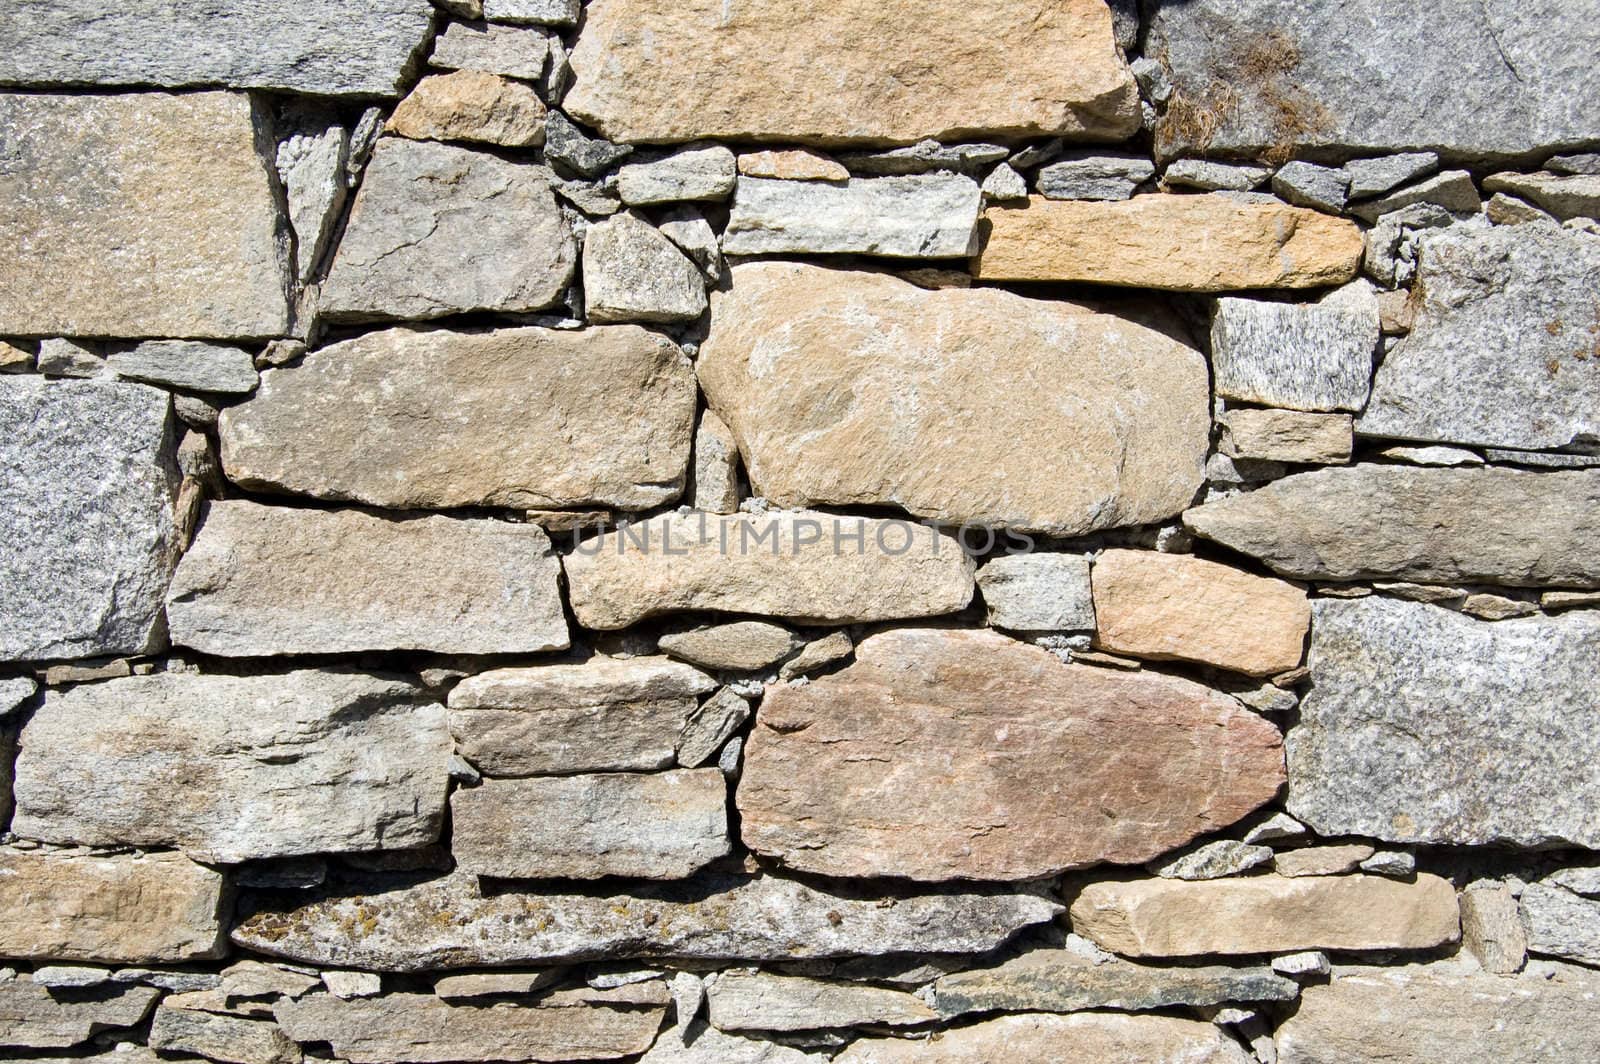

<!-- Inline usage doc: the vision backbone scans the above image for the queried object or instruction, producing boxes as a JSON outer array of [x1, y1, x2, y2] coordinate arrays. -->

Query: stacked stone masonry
[[1, 0, 1598, 1059]]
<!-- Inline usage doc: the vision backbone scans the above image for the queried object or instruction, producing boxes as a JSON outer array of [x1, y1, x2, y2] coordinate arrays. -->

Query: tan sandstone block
[[737, 150, 849, 182], [387, 70, 548, 147], [1220, 408, 1354, 464]]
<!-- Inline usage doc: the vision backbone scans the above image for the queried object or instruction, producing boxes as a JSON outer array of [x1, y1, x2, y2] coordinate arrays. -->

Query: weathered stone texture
[[232, 872, 1061, 970], [1149, 0, 1600, 160], [1462, 884, 1529, 973], [699, 263, 1209, 534], [1359, 225, 1600, 451], [1, 379, 177, 663], [12, 671, 451, 863], [738, 628, 1284, 881], [563, 511, 975, 630], [220, 325, 695, 510], [451, 771, 730, 879], [1519, 882, 1600, 966], [0, 980, 160, 1051], [1211, 286, 1379, 412], [1091, 550, 1310, 676], [106, 341, 259, 397], [837, 1013, 1252, 1063], [0, 92, 289, 339], [721, 176, 981, 258], [148, 1004, 300, 1064], [1484, 172, 1600, 221], [430, 20, 548, 80], [658, 622, 800, 673], [0, 849, 227, 964], [583, 214, 708, 324], [388, 71, 548, 147], [637, 1023, 813, 1063], [1288, 597, 1600, 846], [1183, 466, 1600, 588], [565, 0, 1138, 144], [706, 971, 936, 1032], [448, 656, 715, 776], [1070, 874, 1460, 957], [1219, 409, 1354, 465], [973, 195, 1364, 291], [319, 139, 574, 322], [0, 0, 433, 95], [976, 554, 1095, 632]]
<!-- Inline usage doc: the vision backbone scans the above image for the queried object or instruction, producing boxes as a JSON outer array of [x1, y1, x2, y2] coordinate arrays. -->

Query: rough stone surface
[[1287, 597, 1600, 846], [0, 849, 226, 964], [1090, 550, 1310, 677], [1070, 874, 1460, 957], [1220, 409, 1354, 465], [739, 628, 1284, 881], [1359, 225, 1600, 451], [12, 671, 451, 864], [168, 502, 567, 656], [1462, 885, 1528, 973], [738, 150, 849, 182], [722, 176, 981, 258], [232, 872, 1062, 970], [1149, 0, 1600, 160], [1347, 153, 1441, 199], [618, 147, 737, 204], [148, 1005, 299, 1064], [1183, 466, 1600, 587], [1149, 840, 1275, 881], [275, 992, 662, 1063], [837, 1014, 1251, 1063], [778, 632, 854, 681], [583, 214, 708, 324], [974, 195, 1364, 291], [699, 263, 1209, 534], [106, 342, 259, 396], [1275, 964, 1600, 1063], [706, 971, 935, 1032], [976, 554, 1095, 632], [1163, 159, 1270, 192], [1349, 171, 1482, 223], [0, 980, 160, 1051], [0, 92, 289, 339], [1484, 172, 1600, 221], [448, 656, 715, 776], [484, 0, 579, 25], [221, 325, 695, 510], [1036, 152, 1156, 200], [1274, 844, 1375, 878], [319, 139, 574, 322], [544, 112, 634, 177], [841, 141, 1010, 176], [1520, 883, 1600, 965], [1211, 286, 1379, 412], [931, 950, 1297, 1017], [430, 20, 548, 79], [563, 511, 975, 630], [388, 71, 548, 147], [2, 380, 177, 663], [691, 411, 741, 513], [0, 0, 433, 95], [659, 623, 800, 673], [1271, 162, 1350, 213], [565, 0, 1138, 144], [676, 689, 752, 769], [451, 771, 730, 880], [638, 1022, 812, 1063]]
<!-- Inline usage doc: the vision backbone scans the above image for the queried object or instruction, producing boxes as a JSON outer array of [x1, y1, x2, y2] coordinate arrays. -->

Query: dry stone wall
[[1, 0, 1598, 1060]]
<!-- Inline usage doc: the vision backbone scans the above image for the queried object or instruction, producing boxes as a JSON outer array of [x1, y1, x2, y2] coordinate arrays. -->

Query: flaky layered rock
[[1183, 466, 1600, 587], [1090, 549, 1310, 676], [563, 511, 975, 629], [564, 0, 1137, 144], [836, 1013, 1252, 1063], [451, 771, 730, 879], [388, 71, 548, 147], [275, 992, 663, 1063], [0, 92, 289, 339], [0, 848, 228, 964], [973, 195, 1363, 291], [1, 380, 177, 662], [706, 971, 936, 1032], [636, 1023, 813, 1063], [148, 1005, 300, 1064], [1069, 875, 1460, 957], [169, 502, 567, 656], [1275, 964, 1600, 1063], [12, 671, 451, 864], [231, 872, 1061, 971], [698, 263, 1209, 534], [720, 176, 982, 258], [0, 980, 160, 1051], [738, 628, 1285, 881], [1287, 598, 1600, 847], [220, 325, 695, 510]]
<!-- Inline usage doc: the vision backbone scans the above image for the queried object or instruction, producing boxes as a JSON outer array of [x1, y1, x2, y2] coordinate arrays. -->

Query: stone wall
[[2, 1, 1599, 1060]]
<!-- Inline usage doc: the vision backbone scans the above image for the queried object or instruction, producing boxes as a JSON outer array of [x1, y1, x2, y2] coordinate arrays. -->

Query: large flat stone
[[1183, 466, 1600, 587], [1287, 597, 1600, 846], [836, 1014, 1251, 1063], [449, 657, 715, 776], [706, 971, 936, 1032], [1, 380, 177, 663], [0, 848, 227, 964], [564, 0, 1137, 144], [1211, 285, 1380, 412], [0, 0, 432, 95], [1148, 0, 1600, 160], [1070, 875, 1460, 958], [0, 980, 159, 1051], [973, 195, 1364, 291], [563, 511, 975, 630], [148, 1004, 300, 1064], [721, 176, 981, 258], [0, 92, 289, 339], [451, 771, 730, 879], [1359, 225, 1600, 450], [738, 628, 1284, 881], [319, 139, 574, 322], [12, 671, 451, 864], [1091, 549, 1310, 677], [275, 992, 663, 1064], [231, 871, 1062, 971], [168, 501, 568, 656], [220, 325, 695, 510], [1275, 963, 1600, 1063], [699, 263, 1209, 534]]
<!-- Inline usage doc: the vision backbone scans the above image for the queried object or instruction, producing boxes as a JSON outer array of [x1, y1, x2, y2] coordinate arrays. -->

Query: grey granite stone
[[1271, 162, 1349, 213], [840, 141, 1010, 176], [1163, 159, 1270, 192], [1483, 172, 1600, 222], [275, 110, 349, 284], [1211, 282, 1379, 412], [583, 214, 708, 324], [430, 20, 549, 80], [1521, 882, 1600, 966], [544, 111, 634, 177], [1345, 153, 1440, 199], [618, 146, 738, 205], [483, 0, 578, 25], [1349, 170, 1481, 223], [722, 175, 981, 258], [975, 554, 1095, 632], [106, 341, 259, 396], [1148, 840, 1275, 881], [1036, 152, 1156, 201]]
